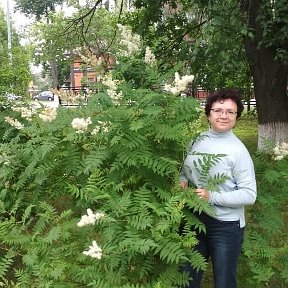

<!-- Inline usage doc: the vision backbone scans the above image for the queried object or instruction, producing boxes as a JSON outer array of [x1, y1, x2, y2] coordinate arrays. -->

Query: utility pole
[[6, 0, 12, 62]]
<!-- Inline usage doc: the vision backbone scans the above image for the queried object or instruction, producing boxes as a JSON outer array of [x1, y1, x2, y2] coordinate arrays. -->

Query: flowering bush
[[4, 116, 25, 130], [71, 116, 92, 133], [2, 22, 286, 287], [116, 24, 142, 57], [163, 72, 195, 96], [272, 141, 288, 160], [0, 67, 208, 287]]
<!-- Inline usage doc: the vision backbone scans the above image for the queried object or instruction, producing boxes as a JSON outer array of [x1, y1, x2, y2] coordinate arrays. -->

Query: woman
[[180, 88, 257, 288]]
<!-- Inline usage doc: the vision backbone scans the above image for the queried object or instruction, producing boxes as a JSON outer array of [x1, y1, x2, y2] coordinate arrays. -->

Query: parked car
[[33, 91, 54, 101]]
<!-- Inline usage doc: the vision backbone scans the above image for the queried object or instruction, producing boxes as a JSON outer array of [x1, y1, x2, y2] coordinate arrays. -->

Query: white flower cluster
[[39, 107, 57, 123], [77, 208, 105, 227], [12, 106, 36, 120], [72, 48, 90, 64], [107, 89, 123, 105], [144, 46, 157, 66], [71, 117, 92, 133], [91, 121, 111, 135], [102, 74, 123, 105], [78, 209, 105, 259], [72, 48, 102, 67], [164, 72, 194, 95], [4, 116, 24, 130], [83, 240, 102, 259], [0, 153, 10, 166], [102, 73, 119, 90], [273, 142, 288, 161], [91, 126, 101, 135], [117, 24, 141, 56]]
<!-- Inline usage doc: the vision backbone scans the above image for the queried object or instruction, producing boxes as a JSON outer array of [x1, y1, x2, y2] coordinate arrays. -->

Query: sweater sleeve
[[208, 148, 257, 208]]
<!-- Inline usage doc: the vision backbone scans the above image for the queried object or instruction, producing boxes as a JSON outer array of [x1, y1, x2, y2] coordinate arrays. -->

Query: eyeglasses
[[210, 108, 237, 117]]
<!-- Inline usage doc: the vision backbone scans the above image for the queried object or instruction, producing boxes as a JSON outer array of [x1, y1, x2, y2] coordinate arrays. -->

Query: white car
[[4, 93, 22, 101]]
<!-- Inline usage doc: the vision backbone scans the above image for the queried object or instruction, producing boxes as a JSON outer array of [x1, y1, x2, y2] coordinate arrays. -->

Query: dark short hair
[[205, 88, 244, 119]]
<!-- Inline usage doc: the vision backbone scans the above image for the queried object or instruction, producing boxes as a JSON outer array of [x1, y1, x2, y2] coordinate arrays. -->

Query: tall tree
[[29, 11, 74, 87], [15, 0, 66, 88], [0, 8, 30, 96], [82, 0, 286, 148], [14, 0, 65, 20], [29, 6, 120, 87], [240, 0, 288, 148]]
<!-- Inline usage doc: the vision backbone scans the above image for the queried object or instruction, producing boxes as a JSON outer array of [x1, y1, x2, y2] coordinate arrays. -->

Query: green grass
[[234, 113, 258, 153]]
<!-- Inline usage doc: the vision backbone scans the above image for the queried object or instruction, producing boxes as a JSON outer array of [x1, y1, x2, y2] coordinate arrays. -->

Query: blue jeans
[[181, 213, 244, 288]]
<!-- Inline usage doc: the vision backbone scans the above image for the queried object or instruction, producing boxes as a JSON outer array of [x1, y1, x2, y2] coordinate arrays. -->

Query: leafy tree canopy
[[123, 0, 288, 146], [28, 5, 122, 86], [122, 0, 251, 92], [14, 0, 66, 20], [0, 8, 31, 96]]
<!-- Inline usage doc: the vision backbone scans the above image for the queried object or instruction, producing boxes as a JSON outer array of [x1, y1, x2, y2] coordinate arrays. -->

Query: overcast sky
[[0, 0, 32, 31], [0, 0, 77, 33], [0, 0, 78, 73]]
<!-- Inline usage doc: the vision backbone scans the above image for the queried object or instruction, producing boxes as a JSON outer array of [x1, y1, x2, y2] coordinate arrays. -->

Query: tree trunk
[[240, 0, 288, 149], [50, 59, 59, 88]]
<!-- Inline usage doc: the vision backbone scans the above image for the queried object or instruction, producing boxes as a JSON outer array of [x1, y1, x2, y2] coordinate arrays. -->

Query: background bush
[[0, 82, 213, 287], [0, 69, 287, 287]]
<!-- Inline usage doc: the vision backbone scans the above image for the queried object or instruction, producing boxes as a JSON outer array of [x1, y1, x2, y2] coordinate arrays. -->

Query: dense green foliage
[[124, 0, 288, 146], [240, 152, 288, 287], [0, 5, 287, 285], [27, 5, 123, 87], [15, 0, 65, 20], [0, 77, 213, 287], [0, 8, 31, 97], [126, 0, 288, 91], [1, 82, 287, 288], [233, 116, 288, 288], [124, 0, 252, 91]]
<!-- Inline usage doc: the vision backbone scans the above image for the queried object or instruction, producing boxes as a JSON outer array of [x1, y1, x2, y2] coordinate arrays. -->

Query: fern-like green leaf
[[43, 226, 61, 244], [155, 238, 186, 264], [21, 204, 36, 225], [0, 249, 15, 280], [82, 147, 108, 174]]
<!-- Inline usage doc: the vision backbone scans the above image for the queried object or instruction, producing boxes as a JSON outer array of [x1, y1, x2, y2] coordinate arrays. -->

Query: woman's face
[[208, 99, 238, 132]]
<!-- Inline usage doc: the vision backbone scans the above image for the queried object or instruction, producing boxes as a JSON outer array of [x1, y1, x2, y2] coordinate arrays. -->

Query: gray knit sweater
[[180, 129, 257, 228]]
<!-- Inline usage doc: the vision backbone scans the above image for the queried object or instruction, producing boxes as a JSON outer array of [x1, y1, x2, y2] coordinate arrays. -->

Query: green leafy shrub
[[239, 151, 288, 288], [0, 78, 213, 287]]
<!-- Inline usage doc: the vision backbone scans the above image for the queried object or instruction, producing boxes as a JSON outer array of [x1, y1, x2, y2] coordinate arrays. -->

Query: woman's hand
[[195, 188, 209, 201]]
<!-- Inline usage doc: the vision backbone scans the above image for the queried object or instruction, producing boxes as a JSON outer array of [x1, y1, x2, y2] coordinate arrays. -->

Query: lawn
[[234, 113, 258, 152]]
